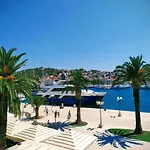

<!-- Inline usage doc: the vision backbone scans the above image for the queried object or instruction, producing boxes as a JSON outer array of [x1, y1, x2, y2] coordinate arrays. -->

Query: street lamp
[[96, 100, 104, 128], [117, 97, 122, 117]]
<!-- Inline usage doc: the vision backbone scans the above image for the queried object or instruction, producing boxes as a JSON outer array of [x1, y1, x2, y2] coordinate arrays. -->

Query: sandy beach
[[7, 103, 150, 150], [7, 104, 150, 150], [20, 104, 150, 133]]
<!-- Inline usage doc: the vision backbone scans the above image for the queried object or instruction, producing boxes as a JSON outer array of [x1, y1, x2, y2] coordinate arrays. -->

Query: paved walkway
[[9, 104, 150, 150]]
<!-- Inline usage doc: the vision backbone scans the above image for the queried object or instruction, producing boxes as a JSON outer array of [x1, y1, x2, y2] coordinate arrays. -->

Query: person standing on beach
[[61, 102, 64, 109], [57, 111, 60, 117], [67, 110, 71, 120], [51, 106, 54, 113], [44, 106, 47, 113], [54, 111, 57, 123], [47, 120, 50, 126], [45, 106, 47, 111], [57, 107, 60, 117], [46, 108, 48, 116]]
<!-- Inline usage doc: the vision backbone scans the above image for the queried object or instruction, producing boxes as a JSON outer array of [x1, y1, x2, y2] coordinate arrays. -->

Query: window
[[51, 95, 60, 98], [51, 88, 64, 91], [45, 95, 50, 98], [62, 96, 75, 99]]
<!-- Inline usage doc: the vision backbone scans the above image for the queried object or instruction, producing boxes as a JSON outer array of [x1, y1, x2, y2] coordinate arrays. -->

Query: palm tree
[[31, 96, 45, 119], [0, 47, 36, 150], [62, 69, 90, 124], [112, 55, 150, 134]]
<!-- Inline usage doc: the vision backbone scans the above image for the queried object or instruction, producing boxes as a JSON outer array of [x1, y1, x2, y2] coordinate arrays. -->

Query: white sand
[[21, 104, 150, 132], [8, 104, 150, 150]]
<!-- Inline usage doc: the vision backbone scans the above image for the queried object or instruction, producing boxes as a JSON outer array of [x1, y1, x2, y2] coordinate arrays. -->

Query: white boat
[[33, 80, 106, 107]]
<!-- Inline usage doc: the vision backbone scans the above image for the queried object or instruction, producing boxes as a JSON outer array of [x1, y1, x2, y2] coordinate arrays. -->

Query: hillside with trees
[[18, 67, 61, 78]]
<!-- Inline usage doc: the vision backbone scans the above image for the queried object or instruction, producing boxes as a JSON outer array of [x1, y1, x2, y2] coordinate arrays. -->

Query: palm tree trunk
[[35, 107, 39, 119], [8, 95, 12, 113], [75, 91, 82, 124], [0, 93, 7, 150], [133, 88, 143, 134]]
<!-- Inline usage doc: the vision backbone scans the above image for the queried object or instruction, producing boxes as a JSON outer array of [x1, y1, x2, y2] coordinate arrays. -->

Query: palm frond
[[31, 96, 45, 107], [0, 47, 37, 117], [62, 86, 74, 94], [113, 55, 150, 88]]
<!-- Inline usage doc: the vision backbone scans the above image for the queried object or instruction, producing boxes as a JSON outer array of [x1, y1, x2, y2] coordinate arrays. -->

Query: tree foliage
[[112, 55, 150, 134], [18, 67, 61, 78], [62, 69, 91, 124], [31, 96, 45, 108], [113, 55, 150, 88], [30, 96, 45, 119], [0, 47, 37, 149]]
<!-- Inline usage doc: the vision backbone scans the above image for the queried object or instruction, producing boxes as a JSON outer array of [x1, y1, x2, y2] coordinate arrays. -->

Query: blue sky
[[0, 0, 150, 71]]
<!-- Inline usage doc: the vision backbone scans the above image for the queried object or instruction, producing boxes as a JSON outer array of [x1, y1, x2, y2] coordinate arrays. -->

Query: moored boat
[[34, 80, 106, 107]]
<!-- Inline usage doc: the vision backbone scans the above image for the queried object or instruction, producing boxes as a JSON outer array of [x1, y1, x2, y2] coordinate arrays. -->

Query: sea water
[[90, 87, 150, 113]]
